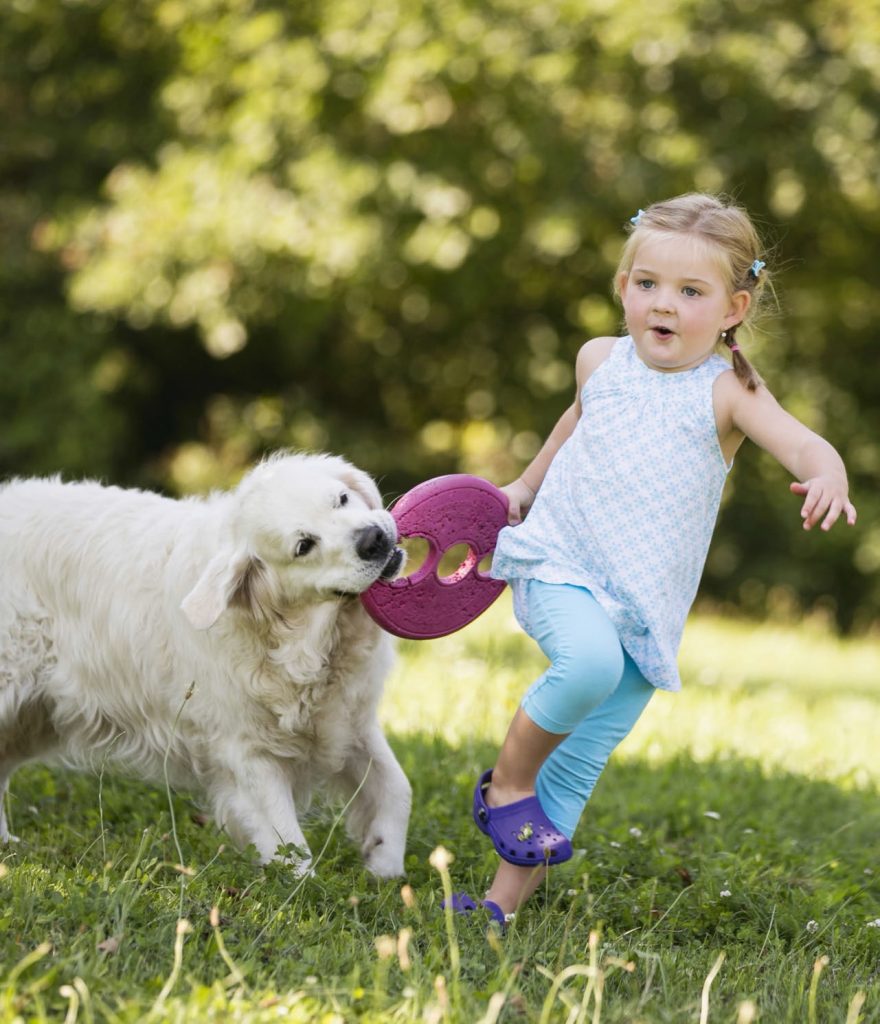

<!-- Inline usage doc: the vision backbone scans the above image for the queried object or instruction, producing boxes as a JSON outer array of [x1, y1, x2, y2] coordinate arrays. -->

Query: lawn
[[2, 597, 878, 1022]]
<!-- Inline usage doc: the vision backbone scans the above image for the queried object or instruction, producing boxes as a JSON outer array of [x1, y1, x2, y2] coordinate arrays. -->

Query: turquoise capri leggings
[[514, 580, 655, 840]]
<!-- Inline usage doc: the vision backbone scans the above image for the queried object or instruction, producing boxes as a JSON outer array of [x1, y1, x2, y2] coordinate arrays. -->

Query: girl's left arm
[[720, 377, 857, 532]]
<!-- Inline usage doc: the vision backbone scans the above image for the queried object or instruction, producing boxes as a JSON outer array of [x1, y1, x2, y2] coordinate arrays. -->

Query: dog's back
[[0, 477, 218, 785]]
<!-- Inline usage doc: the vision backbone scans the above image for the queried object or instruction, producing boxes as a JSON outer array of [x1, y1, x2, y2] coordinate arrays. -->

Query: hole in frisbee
[[397, 536, 431, 577], [478, 550, 495, 575], [438, 543, 477, 583]]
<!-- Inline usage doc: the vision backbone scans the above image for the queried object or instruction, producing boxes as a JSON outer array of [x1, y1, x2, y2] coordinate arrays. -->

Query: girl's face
[[617, 232, 750, 373]]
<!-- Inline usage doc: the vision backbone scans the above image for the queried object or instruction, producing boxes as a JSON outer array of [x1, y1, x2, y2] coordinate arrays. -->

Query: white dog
[[0, 451, 411, 876]]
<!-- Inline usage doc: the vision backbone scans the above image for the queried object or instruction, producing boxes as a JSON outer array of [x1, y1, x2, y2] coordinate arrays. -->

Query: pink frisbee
[[361, 475, 509, 640]]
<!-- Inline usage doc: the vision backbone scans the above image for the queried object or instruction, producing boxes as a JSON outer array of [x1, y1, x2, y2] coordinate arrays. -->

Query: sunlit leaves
[[2, 0, 879, 625]]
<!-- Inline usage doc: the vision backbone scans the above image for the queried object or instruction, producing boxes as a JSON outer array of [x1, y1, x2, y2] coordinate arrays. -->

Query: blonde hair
[[615, 193, 769, 390]]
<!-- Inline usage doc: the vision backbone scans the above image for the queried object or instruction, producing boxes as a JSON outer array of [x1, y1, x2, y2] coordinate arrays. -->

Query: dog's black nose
[[355, 524, 393, 563]]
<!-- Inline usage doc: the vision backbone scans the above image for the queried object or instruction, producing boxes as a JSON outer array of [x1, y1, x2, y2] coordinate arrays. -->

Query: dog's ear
[[181, 547, 254, 630], [335, 463, 383, 511]]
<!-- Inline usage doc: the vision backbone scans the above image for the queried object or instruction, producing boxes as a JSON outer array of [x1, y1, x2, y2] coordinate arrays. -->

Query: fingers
[[819, 497, 843, 532], [504, 495, 523, 525], [796, 479, 824, 529], [793, 479, 857, 531], [819, 498, 857, 531]]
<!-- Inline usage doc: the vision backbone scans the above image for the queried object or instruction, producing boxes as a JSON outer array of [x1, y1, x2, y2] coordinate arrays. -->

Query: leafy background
[[1, 0, 878, 629]]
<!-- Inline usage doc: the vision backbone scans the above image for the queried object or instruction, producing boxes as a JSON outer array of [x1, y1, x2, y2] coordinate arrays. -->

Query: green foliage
[[1, 0, 878, 625], [1, 608, 879, 1021]]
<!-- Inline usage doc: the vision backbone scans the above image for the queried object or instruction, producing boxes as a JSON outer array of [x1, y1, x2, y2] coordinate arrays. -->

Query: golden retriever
[[0, 451, 410, 876]]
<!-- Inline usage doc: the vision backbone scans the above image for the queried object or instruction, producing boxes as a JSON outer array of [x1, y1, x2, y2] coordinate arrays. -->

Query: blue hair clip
[[750, 259, 766, 278], [630, 209, 645, 226]]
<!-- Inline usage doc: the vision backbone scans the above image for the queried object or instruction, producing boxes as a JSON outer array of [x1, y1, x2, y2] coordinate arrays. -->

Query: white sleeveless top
[[491, 336, 732, 692]]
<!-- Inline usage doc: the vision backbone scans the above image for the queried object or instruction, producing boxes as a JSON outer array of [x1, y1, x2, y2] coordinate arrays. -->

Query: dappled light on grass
[[2, 598, 876, 1022], [3, 704, 878, 1020], [632, 614, 880, 789], [382, 594, 542, 745], [382, 594, 880, 790]]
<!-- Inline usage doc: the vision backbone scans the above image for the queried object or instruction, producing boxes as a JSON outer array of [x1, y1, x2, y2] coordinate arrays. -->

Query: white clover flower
[[609, 840, 622, 848], [720, 889, 732, 898], [629, 827, 643, 838], [867, 919, 880, 929], [805, 920, 819, 933], [703, 811, 721, 820]]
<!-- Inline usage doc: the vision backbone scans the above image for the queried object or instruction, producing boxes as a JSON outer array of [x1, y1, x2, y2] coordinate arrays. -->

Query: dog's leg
[[0, 764, 19, 843], [0, 694, 59, 844], [341, 724, 411, 878], [208, 759, 313, 873]]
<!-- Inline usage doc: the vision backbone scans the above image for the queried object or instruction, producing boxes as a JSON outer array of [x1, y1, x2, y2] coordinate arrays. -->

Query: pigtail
[[721, 326, 762, 392]]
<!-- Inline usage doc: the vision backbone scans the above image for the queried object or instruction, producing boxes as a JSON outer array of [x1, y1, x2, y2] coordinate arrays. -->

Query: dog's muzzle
[[355, 525, 403, 580]]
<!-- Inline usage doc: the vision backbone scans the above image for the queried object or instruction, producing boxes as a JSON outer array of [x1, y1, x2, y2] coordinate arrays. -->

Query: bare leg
[[479, 708, 567, 916], [484, 661, 655, 917], [472, 587, 654, 919], [485, 861, 547, 914], [485, 707, 567, 806]]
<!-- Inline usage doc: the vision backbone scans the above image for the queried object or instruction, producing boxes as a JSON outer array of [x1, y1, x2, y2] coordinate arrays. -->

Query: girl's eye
[[636, 279, 654, 290], [295, 537, 316, 557], [683, 286, 700, 297]]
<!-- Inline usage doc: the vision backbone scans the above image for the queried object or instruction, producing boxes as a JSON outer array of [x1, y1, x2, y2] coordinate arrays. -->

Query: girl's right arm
[[502, 336, 616, 523]]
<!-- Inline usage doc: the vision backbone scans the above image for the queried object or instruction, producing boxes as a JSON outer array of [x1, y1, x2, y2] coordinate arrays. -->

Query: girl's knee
[[555, 631, 624, 701], [525, 633, 624, 731]]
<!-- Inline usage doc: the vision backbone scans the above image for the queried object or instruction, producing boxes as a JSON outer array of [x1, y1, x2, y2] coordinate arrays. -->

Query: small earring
[[720, 330, 728, 340]]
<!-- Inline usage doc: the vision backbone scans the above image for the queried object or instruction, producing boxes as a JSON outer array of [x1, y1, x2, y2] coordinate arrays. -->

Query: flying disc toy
[[361, 475, 509, 640]]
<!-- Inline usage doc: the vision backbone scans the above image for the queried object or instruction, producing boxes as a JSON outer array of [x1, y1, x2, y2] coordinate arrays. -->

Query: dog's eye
[[337, 492, 349, 507], [294, 537, 316, 558]]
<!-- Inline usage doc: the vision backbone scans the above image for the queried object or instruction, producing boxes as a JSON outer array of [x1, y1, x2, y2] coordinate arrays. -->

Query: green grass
[[2, 596, 878, 1022]]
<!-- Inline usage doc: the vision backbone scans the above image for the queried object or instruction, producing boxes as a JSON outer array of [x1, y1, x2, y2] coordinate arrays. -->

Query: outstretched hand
[[790, 478, 857, 532]]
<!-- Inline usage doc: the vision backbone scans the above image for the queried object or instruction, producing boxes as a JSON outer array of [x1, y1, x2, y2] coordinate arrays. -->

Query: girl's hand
[[790, 478, 857, 531], [501, 478, 536, 525]]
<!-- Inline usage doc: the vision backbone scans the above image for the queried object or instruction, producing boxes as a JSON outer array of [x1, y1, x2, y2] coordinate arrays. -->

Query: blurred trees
[[1, 0, 878, 629]]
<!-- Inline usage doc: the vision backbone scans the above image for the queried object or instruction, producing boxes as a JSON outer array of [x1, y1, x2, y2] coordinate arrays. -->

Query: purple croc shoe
[[472, 769, 573, 867], [441, 891, 510, 930]]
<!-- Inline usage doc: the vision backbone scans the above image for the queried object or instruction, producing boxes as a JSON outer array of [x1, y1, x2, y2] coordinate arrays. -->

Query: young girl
[[447, 193, 857, 929]]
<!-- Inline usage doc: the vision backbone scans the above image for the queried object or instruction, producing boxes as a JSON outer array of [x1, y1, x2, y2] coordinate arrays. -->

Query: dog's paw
[[290, 857, 314, 879], [264, 841, 314, 878], [363, 836, 405, 878]]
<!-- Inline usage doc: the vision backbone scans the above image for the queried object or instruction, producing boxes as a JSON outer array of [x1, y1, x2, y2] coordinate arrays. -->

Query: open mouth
[[379, 547, 405, 580], [651, 326, 674, 339]]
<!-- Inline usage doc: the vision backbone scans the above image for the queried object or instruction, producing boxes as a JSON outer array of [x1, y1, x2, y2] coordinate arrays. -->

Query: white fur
[[0, 451, 411, 876]]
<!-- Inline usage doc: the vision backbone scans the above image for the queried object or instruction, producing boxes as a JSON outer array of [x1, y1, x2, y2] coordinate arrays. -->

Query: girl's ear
[[616, 270, 629, 296], [725, 289, 751, 327]]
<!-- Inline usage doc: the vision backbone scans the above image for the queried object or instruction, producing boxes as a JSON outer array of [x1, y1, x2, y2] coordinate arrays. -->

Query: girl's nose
[[651, 291, 675, 313]]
